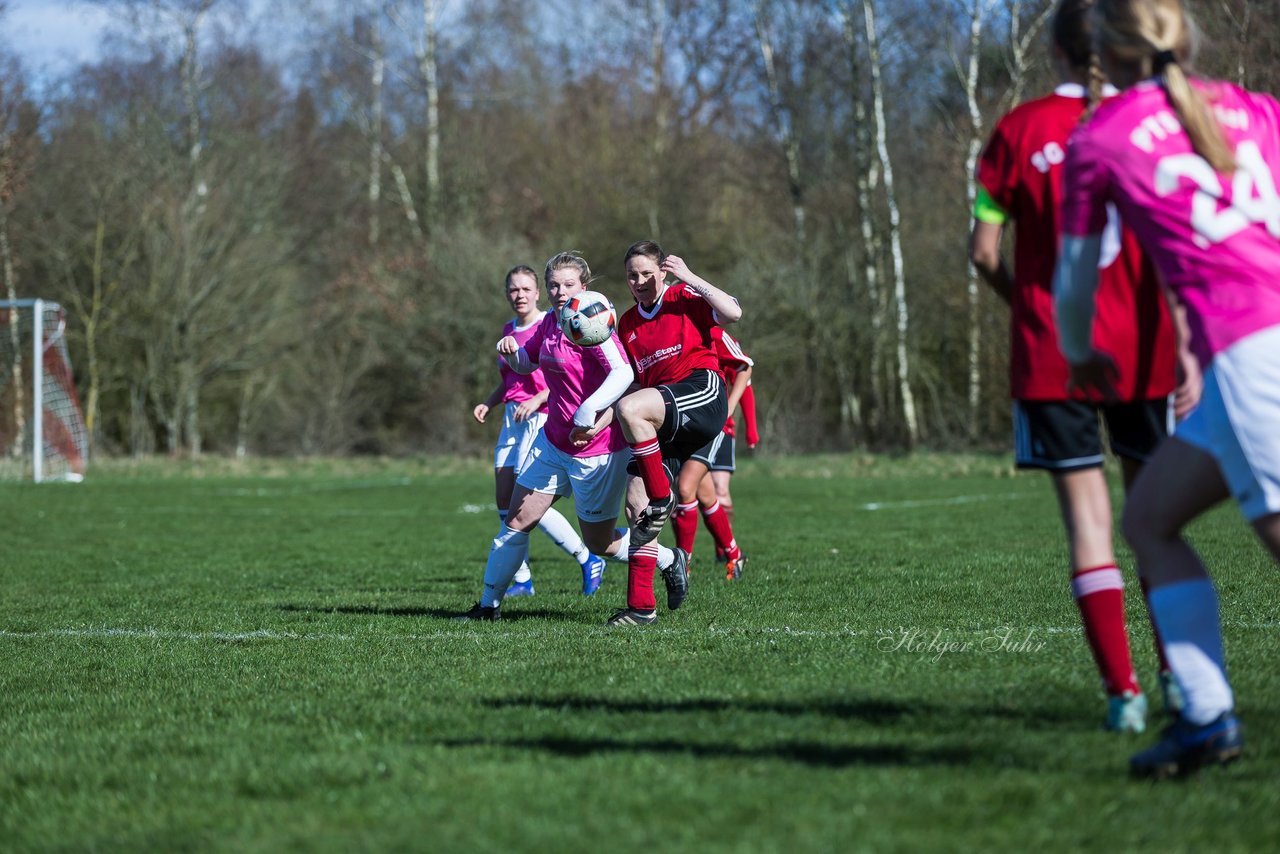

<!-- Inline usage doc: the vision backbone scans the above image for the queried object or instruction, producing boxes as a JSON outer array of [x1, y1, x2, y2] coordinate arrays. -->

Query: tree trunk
[[420, 0, 440, 235], [647, 0, 667, 241], [863, 0, 918, 446], [755, 0, 806, 246], [368, 13, 385, 247], [963, 0, 993, 434]]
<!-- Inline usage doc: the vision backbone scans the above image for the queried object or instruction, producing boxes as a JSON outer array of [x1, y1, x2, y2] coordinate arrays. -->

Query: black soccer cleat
[[660, 547, 690, 610], [1129, 712, 1243, 780], [453, 602, 501, 622], [605, 607, 658, 627], [630, 495, 675, 548]]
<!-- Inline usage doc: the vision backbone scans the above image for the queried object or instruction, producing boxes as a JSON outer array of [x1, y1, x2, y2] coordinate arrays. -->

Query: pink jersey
[[520, 311, 627, 457], [498, 315, 549, 409], [617, 284, 721, 388], [1062, 80, 1280, 365]]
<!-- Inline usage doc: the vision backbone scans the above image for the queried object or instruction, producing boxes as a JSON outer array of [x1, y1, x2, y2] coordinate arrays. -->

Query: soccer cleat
[[1159, 670, 1185, 716], [580, 554, 607, 596], [1130, 712, 1243, 780], [453, 602, 501, 622], [1105, 691, 1148, 734], [505, 579, 535, 598], [660, 547, 690, 610], [605, 607, 658, 627], [725, 552, 747, 581], [630, 495, 675, 548]]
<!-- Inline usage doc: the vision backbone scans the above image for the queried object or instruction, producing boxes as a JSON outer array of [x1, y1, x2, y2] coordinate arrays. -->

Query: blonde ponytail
[[1159, 58, 1235, 174], [1095, 0, 1235, 172]]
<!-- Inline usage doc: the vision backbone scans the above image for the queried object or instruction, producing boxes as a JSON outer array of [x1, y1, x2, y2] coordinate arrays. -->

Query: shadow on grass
[[435, 735, 974, 769], [484, 694, 922, 724], [275, 602, 576, 622]]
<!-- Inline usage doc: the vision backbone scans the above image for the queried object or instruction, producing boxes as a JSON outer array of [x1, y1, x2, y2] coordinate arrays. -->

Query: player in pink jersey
[[670, 327, 754, 580], [1054, 0, 1280, 778], [969, 0, 1191, 735], [607, 240, 742, 626], [457, 252, 689, 621], [471, 265, 608, 598]]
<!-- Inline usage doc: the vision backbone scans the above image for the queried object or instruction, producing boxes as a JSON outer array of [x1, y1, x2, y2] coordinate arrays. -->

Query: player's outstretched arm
[[662, 254, 742, 324]]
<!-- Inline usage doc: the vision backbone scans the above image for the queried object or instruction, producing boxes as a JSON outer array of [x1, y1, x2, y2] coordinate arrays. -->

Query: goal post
[[0, 299, 89, 482]]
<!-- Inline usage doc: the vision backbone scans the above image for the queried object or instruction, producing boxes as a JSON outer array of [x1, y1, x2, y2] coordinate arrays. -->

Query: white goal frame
[[0, 299, 88, 482]]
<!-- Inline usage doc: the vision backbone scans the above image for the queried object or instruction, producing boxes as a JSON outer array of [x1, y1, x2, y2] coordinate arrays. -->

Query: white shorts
[[493, 404, 546, 471], [516, 432, 628, 524], [1175, 324, 1280, 521]]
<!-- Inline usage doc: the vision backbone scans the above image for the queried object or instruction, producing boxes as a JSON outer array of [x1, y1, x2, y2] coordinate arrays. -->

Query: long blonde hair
[[1093, 0, 1235, 173]]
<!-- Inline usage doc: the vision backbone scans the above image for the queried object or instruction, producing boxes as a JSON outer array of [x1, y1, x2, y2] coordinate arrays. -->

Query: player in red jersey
[[607, 240, 742, 626], [670, 327, 754, 579], [968, 0, 1195, 733]]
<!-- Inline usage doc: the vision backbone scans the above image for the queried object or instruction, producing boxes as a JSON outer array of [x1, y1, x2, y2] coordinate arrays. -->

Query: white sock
[[537, 506, 591, 564], [481, 526, 530, 608], [1148, 579, 1234, 724], [657, 543, 674, 570]]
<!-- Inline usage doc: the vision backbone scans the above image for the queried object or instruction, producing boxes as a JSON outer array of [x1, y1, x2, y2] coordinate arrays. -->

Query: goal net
[[0, 300, 88, 482]]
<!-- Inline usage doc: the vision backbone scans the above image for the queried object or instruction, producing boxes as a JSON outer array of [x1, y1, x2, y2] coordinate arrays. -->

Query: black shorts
[[627, 368, 728, 484], [1013, 399, 1171, 472], [689, 430, 736, 472]]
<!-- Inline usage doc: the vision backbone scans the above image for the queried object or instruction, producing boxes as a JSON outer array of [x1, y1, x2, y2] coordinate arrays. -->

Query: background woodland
[[2, 0, 1276, 457]]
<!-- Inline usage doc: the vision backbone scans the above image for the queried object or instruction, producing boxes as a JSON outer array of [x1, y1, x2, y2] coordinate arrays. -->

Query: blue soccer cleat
[[505, 579, 535, 598], [1130, 712, 1243, 780], [580, 554, 607, 596]]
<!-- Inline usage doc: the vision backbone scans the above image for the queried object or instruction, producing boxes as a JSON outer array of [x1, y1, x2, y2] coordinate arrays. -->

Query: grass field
[[2, 454, 1278, 851]]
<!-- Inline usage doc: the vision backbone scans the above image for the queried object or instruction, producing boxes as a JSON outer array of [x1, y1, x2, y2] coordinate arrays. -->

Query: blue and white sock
[[1148, 578, 1234, 725], [499, 510, 533, 584], [481, 526, 531, 608]]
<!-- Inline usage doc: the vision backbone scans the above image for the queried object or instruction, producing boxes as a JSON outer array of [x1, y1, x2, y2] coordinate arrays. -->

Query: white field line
[[857, 493, 1035, 511], [2, 622, 1276, 645]]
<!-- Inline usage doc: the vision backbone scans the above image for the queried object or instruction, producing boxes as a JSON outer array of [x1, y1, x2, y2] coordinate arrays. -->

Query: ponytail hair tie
[[1153, 49, 1178, 72]]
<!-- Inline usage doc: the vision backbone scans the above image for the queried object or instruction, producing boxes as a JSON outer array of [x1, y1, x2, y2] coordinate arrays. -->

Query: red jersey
[[712, 328, 752, 438], [977, 84, 1175, 401], [618, 284, 722, 388]]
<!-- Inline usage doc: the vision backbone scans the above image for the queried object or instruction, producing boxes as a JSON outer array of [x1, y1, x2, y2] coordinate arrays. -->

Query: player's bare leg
[[1051, 467, 1144, 731]]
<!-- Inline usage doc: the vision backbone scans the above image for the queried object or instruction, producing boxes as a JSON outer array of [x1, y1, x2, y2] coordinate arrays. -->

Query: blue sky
[[4, 0, 111, 75]]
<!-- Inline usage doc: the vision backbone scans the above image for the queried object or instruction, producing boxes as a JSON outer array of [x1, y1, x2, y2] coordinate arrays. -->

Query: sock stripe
[[631, 438, 661, 458], [1072, 566, 1124, 599], [701, 500, 721, 516]]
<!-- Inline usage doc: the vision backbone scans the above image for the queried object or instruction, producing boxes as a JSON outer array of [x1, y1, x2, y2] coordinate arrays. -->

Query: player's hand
[[660, 253, 692, 283], [569, 426, 597, 448], [472, 403, 489, 424], [496, 336, 519, 355], [1067, 349, 1120, 401], [513, 401, 535, 422], [1173, 346, 1202, 420]]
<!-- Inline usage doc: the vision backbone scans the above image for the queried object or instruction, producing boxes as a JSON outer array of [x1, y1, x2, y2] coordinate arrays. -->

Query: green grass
[[2, 454, 1277, 851]]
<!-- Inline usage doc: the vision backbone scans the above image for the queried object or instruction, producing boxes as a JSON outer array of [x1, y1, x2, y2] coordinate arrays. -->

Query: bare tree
[[861, 0, 918, 445]]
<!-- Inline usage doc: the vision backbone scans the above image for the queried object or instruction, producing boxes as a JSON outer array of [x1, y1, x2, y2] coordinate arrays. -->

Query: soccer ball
[[559, 291, 616, 347]]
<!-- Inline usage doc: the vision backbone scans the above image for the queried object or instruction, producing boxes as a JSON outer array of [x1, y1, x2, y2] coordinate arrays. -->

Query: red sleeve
[[740, 383, 759, 447], [977, 118, 1019, 216]]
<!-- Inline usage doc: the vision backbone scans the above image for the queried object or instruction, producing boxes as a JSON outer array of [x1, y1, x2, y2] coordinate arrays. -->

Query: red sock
[[627, 543, 658, 610], [1071, 564, 1139, 696], [672, 501, 699, 555], [629, 438, 671, 502], [1138, 575, 1173, 673], [700, 501, 739, 562]]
